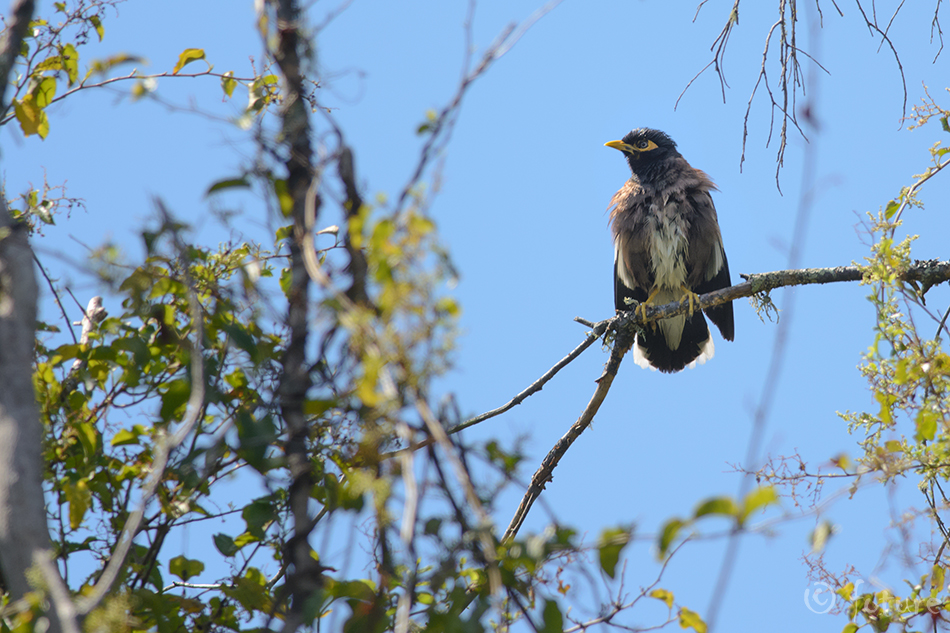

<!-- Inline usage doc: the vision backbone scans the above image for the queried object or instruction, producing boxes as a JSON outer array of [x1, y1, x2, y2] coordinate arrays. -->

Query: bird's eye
[[636, 140, 649, 149]]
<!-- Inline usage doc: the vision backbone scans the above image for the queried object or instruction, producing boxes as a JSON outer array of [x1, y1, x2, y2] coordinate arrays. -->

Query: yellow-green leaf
[[88, 14, 104, 41], [916, 407, 937, 442], [884, 200, 900, 219], [810, 520, 835, 554], [303, 399, 335, 416], [206, 176, 250, 196], [13, 97, 50, 138], [173, 48, 206, 74], [658, 518, 684, 559], [650, 588, 674, 609], [836, 582, 854, 602], [112, 425, 145, 446], [169, 555, 205, 581], [221, 70, 237, 98], [274, 179, 293, 217], [694, 496, 738, 519], [739, 485, 778, 525], [87, 54, 143, 78], [598, 527, 630, 579], [62, 43, 79, 86], [34, 54, 63, 73], [64, 479, 92, 529], [841, 623, 859, 633], [32, 76, 56, 108], [932, 565, 946, 594], [678, 607, 707, 633]]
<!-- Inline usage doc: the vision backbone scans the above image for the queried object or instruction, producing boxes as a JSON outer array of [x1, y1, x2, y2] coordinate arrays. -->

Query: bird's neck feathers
[[625, 150, 679, 177], [626, 153, 699, 193]]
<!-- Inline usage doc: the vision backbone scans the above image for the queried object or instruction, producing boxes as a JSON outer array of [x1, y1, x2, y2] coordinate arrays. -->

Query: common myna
[[605, 128, 734, 373]]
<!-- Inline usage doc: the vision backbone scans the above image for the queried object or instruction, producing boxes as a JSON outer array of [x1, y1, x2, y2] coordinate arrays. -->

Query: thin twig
[[0, 68, 258, 127], [393, 0, 562, 214], [391, 318, 611, 457], [502, 319, 635, 543]]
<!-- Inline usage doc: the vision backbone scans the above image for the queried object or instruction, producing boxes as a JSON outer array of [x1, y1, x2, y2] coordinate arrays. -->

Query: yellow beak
[[605, 140, 635, 152]]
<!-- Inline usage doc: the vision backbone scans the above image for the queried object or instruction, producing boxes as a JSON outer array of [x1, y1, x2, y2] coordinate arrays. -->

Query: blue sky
[[7, 0, 950, 630]]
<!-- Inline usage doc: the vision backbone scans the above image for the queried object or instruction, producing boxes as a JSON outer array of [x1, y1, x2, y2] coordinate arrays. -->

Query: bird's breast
[[646, 200, 688, 290]]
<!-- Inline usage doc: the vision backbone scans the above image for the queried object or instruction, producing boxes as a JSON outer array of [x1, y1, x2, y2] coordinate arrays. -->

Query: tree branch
[[500, 259, 950, 543], [267, 0, 322, 629], [502, 316, 636, 542], [0, 0, 35, 117]]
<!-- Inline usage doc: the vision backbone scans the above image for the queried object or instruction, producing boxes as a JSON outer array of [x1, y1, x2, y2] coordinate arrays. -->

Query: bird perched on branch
[[605, 128, 734, 373]]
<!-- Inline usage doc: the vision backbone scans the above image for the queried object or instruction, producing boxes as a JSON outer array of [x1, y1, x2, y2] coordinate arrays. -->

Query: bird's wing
[[614, 241, 648, 311], [610, 182, 652, 312], [686, 189, 734, 341]]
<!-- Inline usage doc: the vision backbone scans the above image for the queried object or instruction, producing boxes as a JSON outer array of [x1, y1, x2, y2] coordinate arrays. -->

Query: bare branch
[[502, 318, 635, 542], [0, 68, 259, 128], [931, 0, 945, 61], [854, 0, 908, 124], [494, 258, 950, 543], [676, 0, 739, 109], [394, 0, 563, 214]]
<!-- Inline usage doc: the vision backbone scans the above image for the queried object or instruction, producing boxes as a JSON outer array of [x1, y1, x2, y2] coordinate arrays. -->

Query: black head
[[604, 128, 681, 180]]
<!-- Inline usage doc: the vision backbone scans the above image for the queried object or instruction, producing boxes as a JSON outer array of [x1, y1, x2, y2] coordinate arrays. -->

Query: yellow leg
[[678, 284, 701, 317], [636, 286, 662, 323]]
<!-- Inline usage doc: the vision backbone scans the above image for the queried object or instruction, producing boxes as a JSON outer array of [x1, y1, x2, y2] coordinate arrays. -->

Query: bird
[[605, 128, 734, 373]]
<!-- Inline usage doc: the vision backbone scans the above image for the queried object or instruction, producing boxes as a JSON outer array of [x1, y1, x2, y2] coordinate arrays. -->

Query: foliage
[[3, 1, 950, 633]]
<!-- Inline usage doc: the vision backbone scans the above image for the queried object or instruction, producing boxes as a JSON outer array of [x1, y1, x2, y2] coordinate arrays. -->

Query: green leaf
[[206, 176, 250, 196], [678, 607, 707, 633], [173, 48, 206, 74], [693, 496, 738, 519], [598, 527, 630, 579], [243, 497, 276, 539], [942, 115, 950, 134], [841, 624, 859, 633], [160, 379, 191, 422], [279, 267, 292, 296], [169, 555, 205, 581], [739, 486, 778, 525], [650, 588, 674, 609], [658, 518, 684, 558], [221, 70, 237, 97], [541, 600, 563, 633], [213, 533, 239, 557]]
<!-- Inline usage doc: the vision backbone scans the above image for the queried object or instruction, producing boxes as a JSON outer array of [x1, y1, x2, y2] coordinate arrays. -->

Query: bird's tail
[[633, 288, 715, 373]]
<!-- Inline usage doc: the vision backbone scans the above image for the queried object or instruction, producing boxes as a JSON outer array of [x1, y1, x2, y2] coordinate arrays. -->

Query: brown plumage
[[605, 128, 734, 373]]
